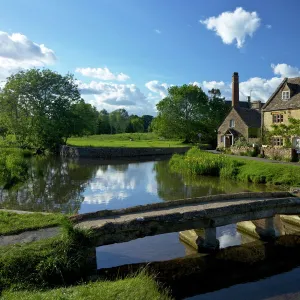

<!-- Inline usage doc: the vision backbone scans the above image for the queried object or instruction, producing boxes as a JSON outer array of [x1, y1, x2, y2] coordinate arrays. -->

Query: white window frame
[[282, 91, 290, 100], [229, 119, 235, 128], [221, 136, 224, 143]]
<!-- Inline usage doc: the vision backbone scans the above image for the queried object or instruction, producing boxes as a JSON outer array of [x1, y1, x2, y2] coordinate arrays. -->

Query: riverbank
[[0, 219, 171, 300], [170, 148, 300, 186]]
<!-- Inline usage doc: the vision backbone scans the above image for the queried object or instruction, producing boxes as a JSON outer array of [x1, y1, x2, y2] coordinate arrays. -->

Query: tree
[[71, 100, 99, 136], [109, 109, 129, 133], [97, 109, 110, 134], [0, 69, 81, 150], [204, 89, 229, 147], [154, 84, 209, 142], [126, 115, 144, 133], [142, 115, 154, 132]]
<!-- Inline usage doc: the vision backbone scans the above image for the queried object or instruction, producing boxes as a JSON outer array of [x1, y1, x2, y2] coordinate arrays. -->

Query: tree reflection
[[0, 157, 98, 213]]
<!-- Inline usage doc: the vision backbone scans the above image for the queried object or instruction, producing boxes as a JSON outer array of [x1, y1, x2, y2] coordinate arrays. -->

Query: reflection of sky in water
[[79, 162, 158, 213]]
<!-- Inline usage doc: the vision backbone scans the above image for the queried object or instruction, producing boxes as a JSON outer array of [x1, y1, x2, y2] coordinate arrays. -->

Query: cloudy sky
[[1, 0, 300, 115]]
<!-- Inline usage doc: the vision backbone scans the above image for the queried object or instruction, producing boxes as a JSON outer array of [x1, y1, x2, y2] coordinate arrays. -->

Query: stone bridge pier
[[237, 216, 284, 240], [179, 228, 220, 251]]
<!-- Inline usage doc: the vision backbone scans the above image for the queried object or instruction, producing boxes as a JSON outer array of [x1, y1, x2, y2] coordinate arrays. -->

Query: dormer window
[[282, 91, 290, 100], [229, 119, 235, 128]]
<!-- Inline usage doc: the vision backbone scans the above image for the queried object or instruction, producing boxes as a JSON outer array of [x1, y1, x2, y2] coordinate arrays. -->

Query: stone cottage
[[217, 72, 262, 148], [262, 77, 300, 149]]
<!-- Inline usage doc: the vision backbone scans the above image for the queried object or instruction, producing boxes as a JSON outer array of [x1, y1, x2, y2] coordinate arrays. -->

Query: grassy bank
[[0, 211, 66, 235], [0, 222, 95, 290], [67, 133, 191, 148], [2, 272, 171, 300], [170, 148, 300, 186]]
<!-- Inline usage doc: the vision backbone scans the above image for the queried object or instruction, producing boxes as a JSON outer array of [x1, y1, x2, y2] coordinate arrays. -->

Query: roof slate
[[235, 107, 261, 128], [263, 77, 300, 111]]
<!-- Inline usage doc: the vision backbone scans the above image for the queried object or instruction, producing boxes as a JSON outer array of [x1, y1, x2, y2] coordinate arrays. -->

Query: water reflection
[[0, 157, 281, 213]]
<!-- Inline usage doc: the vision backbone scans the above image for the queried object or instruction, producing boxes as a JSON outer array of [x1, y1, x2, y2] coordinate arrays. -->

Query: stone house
[[262, 77, 300, 149], [217, 72, 262, 148]]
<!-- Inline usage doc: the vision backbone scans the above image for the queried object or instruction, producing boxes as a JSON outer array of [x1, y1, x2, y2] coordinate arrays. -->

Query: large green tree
[[153, 84, 209, 142], [109, 109, 130, 133], [97, 109, 111, 134], [0, 69, 81, 150]]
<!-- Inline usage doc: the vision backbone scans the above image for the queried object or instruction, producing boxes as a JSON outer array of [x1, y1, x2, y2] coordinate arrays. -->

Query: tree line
[[0, 68, 229, 151]]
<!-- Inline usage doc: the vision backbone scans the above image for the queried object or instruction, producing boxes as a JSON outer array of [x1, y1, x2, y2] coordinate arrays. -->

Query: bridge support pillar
[[238, 216, 282, 240], [179, 228, 219, 251]]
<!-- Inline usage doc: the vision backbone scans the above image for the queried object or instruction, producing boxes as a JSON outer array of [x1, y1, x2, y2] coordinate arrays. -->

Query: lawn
[[2, 272, 171, 300], [67, 133, 191, 148], [0, 211, 66, 235]]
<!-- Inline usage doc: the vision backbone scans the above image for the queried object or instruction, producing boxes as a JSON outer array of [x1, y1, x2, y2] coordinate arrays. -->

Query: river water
[[1, 156, 300, 299]]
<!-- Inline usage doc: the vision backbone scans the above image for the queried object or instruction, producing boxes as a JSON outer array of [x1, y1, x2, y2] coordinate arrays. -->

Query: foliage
[[233, 137, 251, 148], [0, 69, 81, 150], [270, 117, 300, 146], [0, 148, 30, 188], [109, 109, 130, 134], [0, 221, 96, 290], [2, 271, 171, 300], [142, 115, 154, 132], [153, 86, 228, 144], [70, 100, 99, 136], [153, 85, 209, 143], [97, 109, 111, 134], [67, 133, 191, 148], [0, 212, 66, 235], [170, 148, 300, 186], [126, 115, 144, 133]]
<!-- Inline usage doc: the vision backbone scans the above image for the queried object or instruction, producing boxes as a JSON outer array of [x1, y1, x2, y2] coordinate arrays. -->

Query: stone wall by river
[[60, 145, 191, 158]]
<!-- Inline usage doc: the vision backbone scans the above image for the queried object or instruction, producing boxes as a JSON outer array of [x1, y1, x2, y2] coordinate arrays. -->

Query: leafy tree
[[154, 84, 209, 142], [0, 69, 81, 150], [97, 109, 110, 134], [109, 109, 129, 133], [71, 100, 99, 136], [127, 115, 144, 133], [142, 115, 154, 132]]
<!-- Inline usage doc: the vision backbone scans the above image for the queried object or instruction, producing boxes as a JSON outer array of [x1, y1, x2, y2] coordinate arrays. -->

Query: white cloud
[[271, 63, 300, 78], [202, 80, 226, 90], [266, 24, 272, 29], [0, 31, 56, 80], [155, 29, 161, 34], [78, 80, 156, 115], [76, 67, 130, 81], [145, 80, 169, 98], [200, 7, 261, 48]]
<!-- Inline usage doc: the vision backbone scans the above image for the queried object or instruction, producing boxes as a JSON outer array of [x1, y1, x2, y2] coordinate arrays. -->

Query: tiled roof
[[263, 77, 300, 111], [235, 107, 261, 128]]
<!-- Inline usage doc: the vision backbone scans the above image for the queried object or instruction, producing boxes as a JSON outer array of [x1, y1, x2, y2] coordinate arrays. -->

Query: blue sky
[[1, 0, 300, 115]]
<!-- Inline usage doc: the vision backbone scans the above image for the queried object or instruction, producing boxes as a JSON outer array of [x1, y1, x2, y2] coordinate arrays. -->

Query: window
[[282, 91, 290, 100], [221, 136, 225, 143], [272, 114, 283, 123], [272, 137, 284, 146], [229, 119, 235, 128]]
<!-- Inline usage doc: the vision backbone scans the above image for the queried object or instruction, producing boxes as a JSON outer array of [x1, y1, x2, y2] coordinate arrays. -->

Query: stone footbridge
[[72, 191, 300, 250]]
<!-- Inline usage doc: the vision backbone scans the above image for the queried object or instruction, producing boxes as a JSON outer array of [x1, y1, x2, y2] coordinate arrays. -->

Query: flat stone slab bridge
[[72, 191, 300, 250]]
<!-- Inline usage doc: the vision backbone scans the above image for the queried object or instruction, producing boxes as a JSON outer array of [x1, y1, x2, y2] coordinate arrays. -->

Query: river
[[1, 156, 300, 299]]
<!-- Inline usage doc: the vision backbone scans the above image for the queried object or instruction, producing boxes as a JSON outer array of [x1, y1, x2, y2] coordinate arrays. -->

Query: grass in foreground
[[0, 222, 95, 290], [67, 133, 191, 148], [0, 211, 66, 235], [170, 148, 300, 186], [2, 272, 171, 300]]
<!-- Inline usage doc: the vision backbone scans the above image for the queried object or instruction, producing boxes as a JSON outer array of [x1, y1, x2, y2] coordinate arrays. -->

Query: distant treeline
[[97, 109, 153, 134]]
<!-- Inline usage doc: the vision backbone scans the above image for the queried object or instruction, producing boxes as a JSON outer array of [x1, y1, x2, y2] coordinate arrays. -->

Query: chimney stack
[[232, 72, 239, 108]]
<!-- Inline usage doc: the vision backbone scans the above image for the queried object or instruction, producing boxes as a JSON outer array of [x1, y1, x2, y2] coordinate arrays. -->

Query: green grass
[[67, 133, 191, 148], [0, 222, 96, 290], [170, 148, 300, 186], [0, 211, 66, 235], [1, 272, 171, 300]]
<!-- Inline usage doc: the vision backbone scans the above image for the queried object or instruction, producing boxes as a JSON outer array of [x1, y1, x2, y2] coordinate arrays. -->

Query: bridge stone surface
[[73, 192, 300, 247]]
